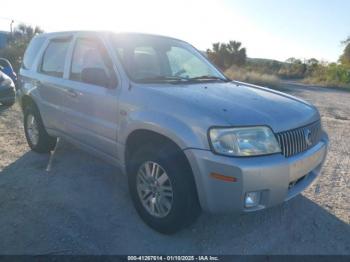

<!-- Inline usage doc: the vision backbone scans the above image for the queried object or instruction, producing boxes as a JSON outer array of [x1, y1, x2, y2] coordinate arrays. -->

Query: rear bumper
[[184, 133, 329, 213], [0, 86, 16, 104]]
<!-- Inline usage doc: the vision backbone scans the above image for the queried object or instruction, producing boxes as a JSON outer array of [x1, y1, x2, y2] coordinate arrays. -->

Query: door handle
[[33, 80, 42, 86], [66, 88, 78, 98]]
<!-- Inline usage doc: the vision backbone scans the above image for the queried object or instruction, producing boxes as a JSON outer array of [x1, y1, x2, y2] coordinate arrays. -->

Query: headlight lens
[[209, 126, 281, 156]]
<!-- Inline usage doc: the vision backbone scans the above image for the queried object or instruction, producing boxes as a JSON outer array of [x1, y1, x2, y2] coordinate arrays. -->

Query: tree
[[0, 24, 44, 72], [279, 57, 307, 79], [306, 58, 319, 66], [286, 57, 297, 64], [207, 42, 227, 68], [206, 40, 247, 69], [341, 36, 350, 45], [305, 58, 319, 76], [339, 37, 350, 68], [226, 41, 247, 66]]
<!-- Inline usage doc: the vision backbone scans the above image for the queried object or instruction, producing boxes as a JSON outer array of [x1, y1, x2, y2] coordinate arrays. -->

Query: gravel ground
[[0, 83, 349, 255]]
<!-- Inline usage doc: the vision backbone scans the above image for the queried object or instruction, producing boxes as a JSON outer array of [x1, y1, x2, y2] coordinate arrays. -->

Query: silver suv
[[18, 31, 329, 233]]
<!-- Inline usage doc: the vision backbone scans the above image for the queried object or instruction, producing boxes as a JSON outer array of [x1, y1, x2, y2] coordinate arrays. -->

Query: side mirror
[[81, 67, 110, 87]]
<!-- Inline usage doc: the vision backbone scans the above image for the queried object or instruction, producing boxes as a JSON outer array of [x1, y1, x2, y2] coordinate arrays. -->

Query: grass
[[302, 77, 350, 91], [225, 66, 281, 89]]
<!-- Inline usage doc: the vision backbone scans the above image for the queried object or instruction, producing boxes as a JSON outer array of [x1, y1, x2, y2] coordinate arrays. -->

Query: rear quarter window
[[22, 37, 46, 70]]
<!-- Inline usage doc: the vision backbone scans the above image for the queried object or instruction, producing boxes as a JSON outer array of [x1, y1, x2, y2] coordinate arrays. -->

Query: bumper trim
[[185, 134, 329, 213], [285, 162, 323, 201]]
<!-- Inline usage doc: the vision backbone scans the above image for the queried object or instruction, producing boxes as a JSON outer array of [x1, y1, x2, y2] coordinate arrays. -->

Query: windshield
[[111, 34, 227, 84]]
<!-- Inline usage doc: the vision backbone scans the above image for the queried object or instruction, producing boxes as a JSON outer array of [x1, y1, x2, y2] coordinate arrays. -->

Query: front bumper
[[184, 133, 329, 213]]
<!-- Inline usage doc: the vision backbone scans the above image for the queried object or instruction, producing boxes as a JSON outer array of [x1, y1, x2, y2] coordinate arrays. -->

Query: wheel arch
[[21, 95, 38, 112], [125, 129, 187, 173], [124, 128, 201, 212]]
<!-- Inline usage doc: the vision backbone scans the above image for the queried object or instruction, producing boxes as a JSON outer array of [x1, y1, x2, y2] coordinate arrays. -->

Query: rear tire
[[128, 143, 201, 234], [24, 105, 57, 153]]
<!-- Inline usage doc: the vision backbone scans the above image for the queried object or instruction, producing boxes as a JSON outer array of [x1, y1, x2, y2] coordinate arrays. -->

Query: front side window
[[132, 46, 161, 79], [40, 39, 70, 77], [70, 38, 113, 86], [112, 34, 227, 84]]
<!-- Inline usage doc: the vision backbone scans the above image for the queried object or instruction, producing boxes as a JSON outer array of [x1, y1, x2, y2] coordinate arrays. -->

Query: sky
[[0, 0, 349, 62]]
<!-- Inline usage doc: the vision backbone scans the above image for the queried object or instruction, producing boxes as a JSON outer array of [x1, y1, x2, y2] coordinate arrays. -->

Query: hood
[[144, 81, 319, 133]]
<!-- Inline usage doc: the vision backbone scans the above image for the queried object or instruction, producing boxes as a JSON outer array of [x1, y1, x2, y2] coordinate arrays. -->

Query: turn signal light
[[210, 172, 237, 182]]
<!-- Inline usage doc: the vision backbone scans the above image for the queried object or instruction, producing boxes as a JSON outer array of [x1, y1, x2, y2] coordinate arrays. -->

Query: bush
[[0, 40, 28, 72], [225, 66, 281, 88], [303, 64, 350, 89]]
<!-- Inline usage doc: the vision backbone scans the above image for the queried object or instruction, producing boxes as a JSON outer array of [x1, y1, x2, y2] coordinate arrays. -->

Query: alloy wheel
[[136, 161, 174, 218]]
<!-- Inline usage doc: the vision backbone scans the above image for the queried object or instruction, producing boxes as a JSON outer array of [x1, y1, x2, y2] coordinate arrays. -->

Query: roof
[[37, 31, 185, 43]]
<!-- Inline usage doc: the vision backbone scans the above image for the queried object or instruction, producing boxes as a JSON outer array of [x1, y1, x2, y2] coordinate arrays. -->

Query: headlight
[[209, 126, 281, 156]]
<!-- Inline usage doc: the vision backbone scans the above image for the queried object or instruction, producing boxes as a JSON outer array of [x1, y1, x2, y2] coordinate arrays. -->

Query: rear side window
[[40, 39, 70, 78], [22, 37, 45, 70]]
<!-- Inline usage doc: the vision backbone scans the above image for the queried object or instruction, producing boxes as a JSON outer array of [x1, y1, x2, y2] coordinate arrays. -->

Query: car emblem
[[304, 129, 312, 146]]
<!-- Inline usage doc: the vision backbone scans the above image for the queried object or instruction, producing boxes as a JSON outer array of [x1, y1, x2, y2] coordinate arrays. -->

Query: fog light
[[244, 191, 261, 208]]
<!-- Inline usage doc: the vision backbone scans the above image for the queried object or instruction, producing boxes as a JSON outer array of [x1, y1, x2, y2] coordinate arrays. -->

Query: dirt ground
[[0, 83, 349, 255]]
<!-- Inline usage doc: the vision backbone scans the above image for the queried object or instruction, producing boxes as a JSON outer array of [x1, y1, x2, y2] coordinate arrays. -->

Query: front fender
[[117, 110, 209, 168], [120, 110, 207, 150]]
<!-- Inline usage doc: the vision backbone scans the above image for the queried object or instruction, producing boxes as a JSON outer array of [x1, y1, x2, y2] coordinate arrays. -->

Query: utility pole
[[10, 20, 14, 43]]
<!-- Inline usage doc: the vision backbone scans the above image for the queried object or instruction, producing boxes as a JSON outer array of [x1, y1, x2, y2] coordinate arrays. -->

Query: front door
[[63, 35, 119, 158]]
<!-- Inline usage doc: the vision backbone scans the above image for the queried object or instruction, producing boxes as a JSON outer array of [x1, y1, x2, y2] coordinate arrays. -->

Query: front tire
[[128, 143, 200, 234], [24, 105, 57, 153]]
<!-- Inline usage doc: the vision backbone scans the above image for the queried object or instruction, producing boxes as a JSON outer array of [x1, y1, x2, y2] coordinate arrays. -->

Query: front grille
[[275, 121, 322, 157]]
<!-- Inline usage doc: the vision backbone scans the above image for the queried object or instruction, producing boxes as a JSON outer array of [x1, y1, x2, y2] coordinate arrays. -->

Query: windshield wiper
[[137, 75, 229, 84], [138, 76, 189, 83], [188, 75, 229, 82]]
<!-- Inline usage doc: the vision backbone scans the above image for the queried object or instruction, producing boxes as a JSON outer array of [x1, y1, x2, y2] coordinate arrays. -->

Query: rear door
[[63, 33, 120, 158], [35, 36, 73, 133]]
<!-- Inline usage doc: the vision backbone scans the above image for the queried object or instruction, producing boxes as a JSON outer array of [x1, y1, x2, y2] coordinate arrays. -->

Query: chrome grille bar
[[276, 121, 322, 158]]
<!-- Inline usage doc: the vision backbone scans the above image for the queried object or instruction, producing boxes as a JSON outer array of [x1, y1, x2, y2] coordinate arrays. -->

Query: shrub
[[303, 64, 350, 88], [225, 66, 281, 88]]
